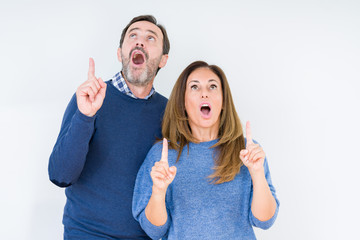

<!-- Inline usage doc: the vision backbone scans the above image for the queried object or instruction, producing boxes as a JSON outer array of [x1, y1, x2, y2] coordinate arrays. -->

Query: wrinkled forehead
[[126, 21, 164, 40], [187, 67, 221, 84]]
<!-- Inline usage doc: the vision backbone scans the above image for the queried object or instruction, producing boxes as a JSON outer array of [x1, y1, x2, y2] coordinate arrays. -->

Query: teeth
[[201, 104, 209, 107]]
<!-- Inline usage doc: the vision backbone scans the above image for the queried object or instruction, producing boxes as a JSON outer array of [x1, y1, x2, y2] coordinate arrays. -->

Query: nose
[[201, 91, 208, 99], [136, 42, 144, 48]]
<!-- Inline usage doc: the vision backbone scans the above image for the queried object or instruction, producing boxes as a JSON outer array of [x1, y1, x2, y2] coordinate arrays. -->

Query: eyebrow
[[208, 79, 218, 83], [188, 80, 200, 85], [188, 79, 219, 85], [128, 27, 158, 37]]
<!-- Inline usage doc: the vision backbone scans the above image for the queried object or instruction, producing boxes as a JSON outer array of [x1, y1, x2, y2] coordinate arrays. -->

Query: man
[[48, 15, 170, 239]]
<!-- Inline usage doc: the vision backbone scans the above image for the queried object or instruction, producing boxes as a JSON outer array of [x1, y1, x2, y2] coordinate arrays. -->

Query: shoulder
[[104, 80, 117, 97], [149, 141, 164, 154], [65, 93, 78, 110], [245, 138, 261, 146], [145, 140, 179, 164], [105, 79, 113, 89], [143, 141, 163, 164], [152, 92, 168, 104], [62, 93, 80, 120]]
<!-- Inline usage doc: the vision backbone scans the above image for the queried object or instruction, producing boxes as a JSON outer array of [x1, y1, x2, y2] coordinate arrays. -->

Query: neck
[[122, 73, 155, 99], [190, 124, 219, 142]]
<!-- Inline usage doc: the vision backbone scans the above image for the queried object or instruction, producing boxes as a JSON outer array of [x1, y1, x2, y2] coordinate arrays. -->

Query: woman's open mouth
[[200, 103, 211, 118]]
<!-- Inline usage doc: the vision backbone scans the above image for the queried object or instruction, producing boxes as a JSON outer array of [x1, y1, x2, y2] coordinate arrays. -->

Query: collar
[[111, 72, 155, 99]]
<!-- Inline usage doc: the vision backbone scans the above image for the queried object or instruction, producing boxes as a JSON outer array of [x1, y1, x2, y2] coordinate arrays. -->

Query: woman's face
[[185, 67, 223, 133]]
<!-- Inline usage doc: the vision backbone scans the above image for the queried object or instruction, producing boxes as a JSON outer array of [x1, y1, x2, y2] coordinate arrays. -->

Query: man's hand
[[76, 58, 107, 117]]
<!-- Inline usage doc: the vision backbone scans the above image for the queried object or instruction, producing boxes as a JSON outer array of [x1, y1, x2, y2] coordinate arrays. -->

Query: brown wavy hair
[[162, 61, 245, 184]]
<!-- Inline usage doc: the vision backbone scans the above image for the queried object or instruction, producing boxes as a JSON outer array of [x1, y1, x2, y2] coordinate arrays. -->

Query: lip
[[199, 102, 212, 119], [130, 49, 146, 66]]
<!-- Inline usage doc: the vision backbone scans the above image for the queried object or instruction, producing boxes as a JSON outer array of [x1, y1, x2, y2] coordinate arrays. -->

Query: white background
[[1, 0, 359, 239]]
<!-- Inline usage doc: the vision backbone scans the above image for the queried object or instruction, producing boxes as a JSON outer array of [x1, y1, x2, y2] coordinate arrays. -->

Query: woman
[[132, 61, 279, 239]]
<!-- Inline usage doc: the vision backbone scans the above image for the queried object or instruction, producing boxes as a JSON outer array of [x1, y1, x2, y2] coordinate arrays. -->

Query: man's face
[[118, 21, 168, 87]]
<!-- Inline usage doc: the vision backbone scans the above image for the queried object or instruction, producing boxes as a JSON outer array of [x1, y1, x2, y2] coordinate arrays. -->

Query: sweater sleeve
[[132, 143, 171, 240], [48, 94, 96, 187], [248, 155, 280, 230]]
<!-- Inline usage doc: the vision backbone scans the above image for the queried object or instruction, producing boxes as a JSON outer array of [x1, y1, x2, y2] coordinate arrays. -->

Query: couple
[[49, 15, 279, 239]]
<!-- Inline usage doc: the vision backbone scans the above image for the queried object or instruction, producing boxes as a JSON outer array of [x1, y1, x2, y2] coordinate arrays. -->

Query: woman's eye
[[191, 85, 198, 90], [130, 34, 136, 38], [210, 84, 217, 90]]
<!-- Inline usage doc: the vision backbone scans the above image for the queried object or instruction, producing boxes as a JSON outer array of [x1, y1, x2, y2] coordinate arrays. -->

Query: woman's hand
[[150, 138, 177, 195], [145, 139, 177, 226], [239, 121, 266, 174], [239, 122, 277, 221]]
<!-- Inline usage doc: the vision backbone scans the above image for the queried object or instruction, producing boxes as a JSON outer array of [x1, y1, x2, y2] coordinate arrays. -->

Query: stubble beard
[[121, 51, 162, 87]]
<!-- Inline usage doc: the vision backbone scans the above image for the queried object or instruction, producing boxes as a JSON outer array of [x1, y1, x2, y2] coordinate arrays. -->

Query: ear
[[158, 54, 168, 68], [117, 48, 122, 63]]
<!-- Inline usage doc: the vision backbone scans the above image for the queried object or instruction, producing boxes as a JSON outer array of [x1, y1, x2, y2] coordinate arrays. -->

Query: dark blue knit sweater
[[49, 81, 167, 239]]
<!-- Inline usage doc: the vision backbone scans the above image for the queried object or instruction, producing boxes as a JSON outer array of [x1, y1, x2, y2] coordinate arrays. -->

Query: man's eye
[[148, 36, 155, 41]]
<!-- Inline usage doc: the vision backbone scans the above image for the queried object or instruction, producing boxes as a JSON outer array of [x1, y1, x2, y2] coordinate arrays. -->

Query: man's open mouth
[[132, 52, 145, 65], [130, 48, 147, 65]]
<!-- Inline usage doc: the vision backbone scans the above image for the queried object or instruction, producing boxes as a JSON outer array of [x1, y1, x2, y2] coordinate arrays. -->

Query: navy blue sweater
[[49, 81, 167, 239]]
